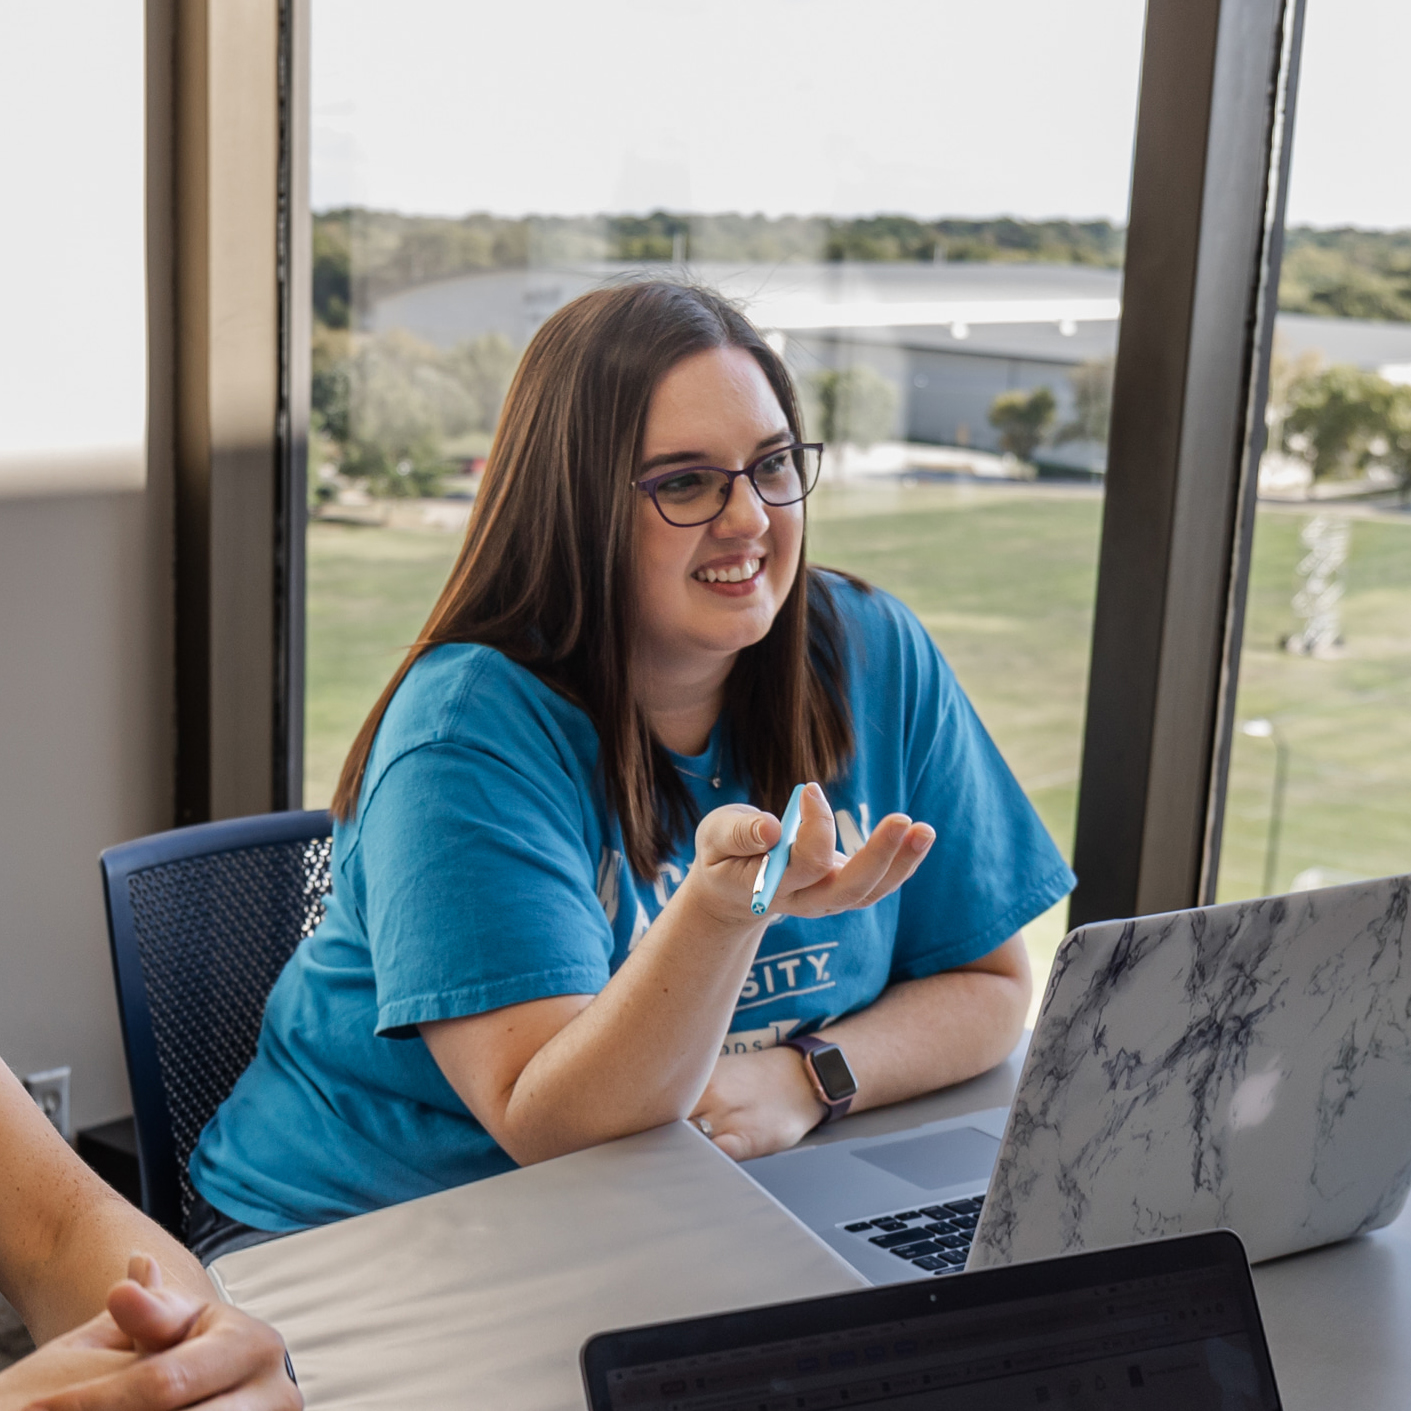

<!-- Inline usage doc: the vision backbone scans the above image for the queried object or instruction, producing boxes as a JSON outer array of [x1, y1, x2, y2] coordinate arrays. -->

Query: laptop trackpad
[[851, 1126, 1000, 1191]]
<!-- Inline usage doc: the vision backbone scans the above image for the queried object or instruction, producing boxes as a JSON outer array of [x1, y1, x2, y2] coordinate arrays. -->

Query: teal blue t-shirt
[[191, 577, 1074, 1230]]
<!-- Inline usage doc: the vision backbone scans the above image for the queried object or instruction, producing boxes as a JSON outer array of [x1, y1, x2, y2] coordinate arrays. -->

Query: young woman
[[189, 282, 1073, 1250]]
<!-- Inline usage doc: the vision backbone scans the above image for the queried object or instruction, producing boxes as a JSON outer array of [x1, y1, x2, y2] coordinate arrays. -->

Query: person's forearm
[[32, 1183, 214, 1341], [0, 1064, 211, 1344], [475, 873, 766, 1163], [822, 947, 1031, 1115]]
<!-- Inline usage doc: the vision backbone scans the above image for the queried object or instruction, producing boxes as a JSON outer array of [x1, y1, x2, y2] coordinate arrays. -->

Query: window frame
[[275, 0, 312, 811], [1069, 0, 1307, 923], [199, 0, 1306, 916]]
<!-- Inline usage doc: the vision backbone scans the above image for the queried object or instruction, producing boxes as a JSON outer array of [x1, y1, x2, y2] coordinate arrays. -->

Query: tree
[[307, 326, 527, 499], [1384, 384, 1411, 504], [988, 386, 1056, 462], [311, 325, 352, 443], [339, 432, 446, 498], [1264, 338, 1324, 454], [1056, 358, 1114, 445], [1283, 364, 1393, 480], [445, 332, 519, 435], [312, 217, 351, 329], [807, 366, 899, 447], [309, 209, 1131, 305], [1279, 363, 1411, 502], [1278, 228, 1411, 322]]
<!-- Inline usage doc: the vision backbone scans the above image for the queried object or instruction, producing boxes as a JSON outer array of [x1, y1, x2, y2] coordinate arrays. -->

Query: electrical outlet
[[23, 1067, 71, 1142]]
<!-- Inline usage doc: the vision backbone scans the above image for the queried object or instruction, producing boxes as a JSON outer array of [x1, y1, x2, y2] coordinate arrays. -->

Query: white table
[[211, 1045, 1411, 1408], [209, 1119, 865, 1409]]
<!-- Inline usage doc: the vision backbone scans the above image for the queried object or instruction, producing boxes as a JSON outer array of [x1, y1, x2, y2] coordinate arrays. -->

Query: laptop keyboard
[[839, 1194, 984, 1276]]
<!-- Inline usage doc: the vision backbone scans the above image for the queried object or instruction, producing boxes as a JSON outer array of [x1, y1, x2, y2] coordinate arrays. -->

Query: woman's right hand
[[689, 782, 934, 927]]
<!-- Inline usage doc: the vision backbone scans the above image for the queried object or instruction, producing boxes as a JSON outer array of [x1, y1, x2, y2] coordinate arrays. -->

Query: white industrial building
[[368, 260, 1411, 478]]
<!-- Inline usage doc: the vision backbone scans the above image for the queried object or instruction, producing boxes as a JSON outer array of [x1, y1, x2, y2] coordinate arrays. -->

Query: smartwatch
[[782, 1034, 858, 1123]]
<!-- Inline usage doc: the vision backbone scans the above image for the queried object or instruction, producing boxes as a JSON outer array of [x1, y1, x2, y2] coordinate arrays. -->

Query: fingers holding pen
[[697, 804, 779, 865], [773, 783, 838, 891], [689, 785, 934, 924], [743, 783, 841, 918], [688, 804, 783, 926]]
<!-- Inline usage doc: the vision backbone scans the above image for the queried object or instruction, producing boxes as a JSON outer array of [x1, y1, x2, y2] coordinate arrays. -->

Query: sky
[[312, 0, 1411, 230]]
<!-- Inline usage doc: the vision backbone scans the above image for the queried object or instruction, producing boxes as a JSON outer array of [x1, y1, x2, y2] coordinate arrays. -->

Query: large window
[[306, 0, 1146, 990], [1216, 0, 1411, 901]]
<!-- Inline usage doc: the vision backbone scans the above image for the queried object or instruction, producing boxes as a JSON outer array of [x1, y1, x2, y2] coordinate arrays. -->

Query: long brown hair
[[331, 280, 856, 877]]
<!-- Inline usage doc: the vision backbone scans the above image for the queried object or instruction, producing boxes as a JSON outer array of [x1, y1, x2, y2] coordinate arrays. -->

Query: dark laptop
[[582, 1230, 1281, 1410]]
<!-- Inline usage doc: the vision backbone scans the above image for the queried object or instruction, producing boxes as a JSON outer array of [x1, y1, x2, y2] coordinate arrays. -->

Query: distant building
[[1273, 312, 1411, 383], [366, 261, 1411, 477], [365, 262, 1118, 471]]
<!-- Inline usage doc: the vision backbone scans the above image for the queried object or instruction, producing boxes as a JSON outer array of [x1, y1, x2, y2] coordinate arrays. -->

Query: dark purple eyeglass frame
[[633, 441, 824, 527]]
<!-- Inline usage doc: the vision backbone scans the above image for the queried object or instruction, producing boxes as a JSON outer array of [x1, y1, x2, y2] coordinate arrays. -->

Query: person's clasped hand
[[3, 1254, 301, 1411]]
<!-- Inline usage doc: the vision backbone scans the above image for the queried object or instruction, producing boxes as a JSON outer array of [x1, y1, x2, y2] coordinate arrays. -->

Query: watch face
[[810, 1044, 858, 1102]]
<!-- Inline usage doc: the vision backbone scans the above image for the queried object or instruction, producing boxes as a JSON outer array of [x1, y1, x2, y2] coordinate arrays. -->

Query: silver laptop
[[744, 873, 1411, 1282]]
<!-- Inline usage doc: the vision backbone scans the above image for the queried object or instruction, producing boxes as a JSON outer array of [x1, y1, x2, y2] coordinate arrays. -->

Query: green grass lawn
[[304, 523, 462, 809], [1218, 506, 1411, 902], [305, 486, 1411, 1007]]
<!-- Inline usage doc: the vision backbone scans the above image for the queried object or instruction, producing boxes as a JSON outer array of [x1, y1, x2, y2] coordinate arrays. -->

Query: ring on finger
[[692, 1116, 714, 1140]]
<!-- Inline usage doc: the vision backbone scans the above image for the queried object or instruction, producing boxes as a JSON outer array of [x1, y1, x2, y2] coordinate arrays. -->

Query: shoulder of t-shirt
[[367, 642, 594, 784], [812, 568, 958, 695]]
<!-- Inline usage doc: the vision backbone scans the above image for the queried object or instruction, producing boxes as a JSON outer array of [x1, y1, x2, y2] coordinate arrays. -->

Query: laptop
[[582, 1229, 1283, 1410], [744, 874, 1411, 1282]]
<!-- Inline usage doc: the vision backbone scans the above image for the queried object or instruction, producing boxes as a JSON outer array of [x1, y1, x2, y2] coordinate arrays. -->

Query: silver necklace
[[674, 740, 723, 789]]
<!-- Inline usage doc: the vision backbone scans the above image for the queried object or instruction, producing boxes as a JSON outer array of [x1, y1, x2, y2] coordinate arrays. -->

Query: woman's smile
[[691, 554, 766, 593]]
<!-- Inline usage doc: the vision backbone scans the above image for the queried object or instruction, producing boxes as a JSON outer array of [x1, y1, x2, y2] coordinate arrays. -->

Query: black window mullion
[[1070, 0, 1307, 926], [274, 0, 312, 812]]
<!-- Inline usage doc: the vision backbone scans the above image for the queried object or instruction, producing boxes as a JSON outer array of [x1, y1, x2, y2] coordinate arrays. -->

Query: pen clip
[[751, 853, 770, 898]]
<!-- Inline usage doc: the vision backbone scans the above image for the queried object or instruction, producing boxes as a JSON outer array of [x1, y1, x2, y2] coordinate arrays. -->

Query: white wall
[[0, 0, 175, 1132], [0, 493, 173, 1129]]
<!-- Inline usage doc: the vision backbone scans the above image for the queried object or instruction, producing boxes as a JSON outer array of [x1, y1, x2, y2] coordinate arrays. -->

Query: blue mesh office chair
[[100, 811, 333, 1236]]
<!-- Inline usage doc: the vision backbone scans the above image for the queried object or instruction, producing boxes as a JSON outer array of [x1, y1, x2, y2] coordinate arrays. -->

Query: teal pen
[[751, 783, 808, 916]]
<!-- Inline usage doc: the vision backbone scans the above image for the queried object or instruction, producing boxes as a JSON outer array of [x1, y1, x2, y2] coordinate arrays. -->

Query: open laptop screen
[[582, 1231, 1280, 1410]]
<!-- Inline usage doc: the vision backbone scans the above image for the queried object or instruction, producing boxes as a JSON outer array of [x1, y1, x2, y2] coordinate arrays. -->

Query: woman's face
[[633, 345, 804, 678]]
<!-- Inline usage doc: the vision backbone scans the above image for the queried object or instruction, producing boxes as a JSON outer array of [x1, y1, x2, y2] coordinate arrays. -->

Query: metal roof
[[367, 260, 1411, 374]]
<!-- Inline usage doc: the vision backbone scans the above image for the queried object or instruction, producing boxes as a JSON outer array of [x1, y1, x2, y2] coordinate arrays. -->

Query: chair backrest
[[100, 811, 333, 1236]]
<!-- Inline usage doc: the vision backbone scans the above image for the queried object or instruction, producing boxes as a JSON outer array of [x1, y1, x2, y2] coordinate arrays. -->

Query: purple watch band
[[782, 1034, 857, 1123]]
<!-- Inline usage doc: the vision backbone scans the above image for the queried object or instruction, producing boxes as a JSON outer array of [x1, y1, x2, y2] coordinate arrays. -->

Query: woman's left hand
[[689, 1046, 825, 1162], [763, 784, 935, 922]]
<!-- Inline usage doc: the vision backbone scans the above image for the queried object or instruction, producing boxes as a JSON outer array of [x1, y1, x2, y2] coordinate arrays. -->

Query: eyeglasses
[[634, 443, 824, 527]]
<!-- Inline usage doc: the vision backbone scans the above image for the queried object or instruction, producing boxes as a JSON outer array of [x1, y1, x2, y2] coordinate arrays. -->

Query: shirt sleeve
[[355, 740, 615, 1038], [885, 609, 1076, 982]]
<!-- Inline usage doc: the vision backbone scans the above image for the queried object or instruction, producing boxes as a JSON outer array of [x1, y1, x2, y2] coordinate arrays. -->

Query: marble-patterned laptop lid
[[971, 875, 1411, 1268]]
